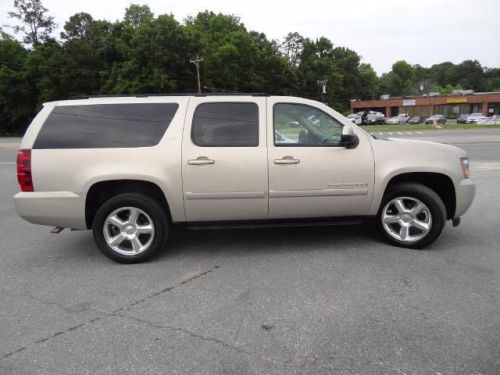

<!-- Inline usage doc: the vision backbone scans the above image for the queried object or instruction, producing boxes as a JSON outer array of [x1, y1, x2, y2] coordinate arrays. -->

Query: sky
[[1, 0, 499, 74]]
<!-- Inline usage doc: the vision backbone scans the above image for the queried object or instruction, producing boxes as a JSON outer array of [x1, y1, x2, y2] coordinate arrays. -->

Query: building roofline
[[351, 91, 500, 104]]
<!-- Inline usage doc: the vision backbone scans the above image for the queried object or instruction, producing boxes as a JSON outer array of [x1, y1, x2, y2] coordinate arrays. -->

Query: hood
[[372, 136, 467, 159]]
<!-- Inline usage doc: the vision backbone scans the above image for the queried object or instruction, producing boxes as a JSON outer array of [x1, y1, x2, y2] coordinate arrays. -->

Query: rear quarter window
[[33, 103, 178, 149]]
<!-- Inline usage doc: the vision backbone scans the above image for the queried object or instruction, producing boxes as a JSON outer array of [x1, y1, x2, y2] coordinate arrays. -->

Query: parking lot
[[1, 131, 499, 374]]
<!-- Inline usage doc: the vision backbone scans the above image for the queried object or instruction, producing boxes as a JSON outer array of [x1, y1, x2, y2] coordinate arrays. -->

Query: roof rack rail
[[67, 93, 269, 100]]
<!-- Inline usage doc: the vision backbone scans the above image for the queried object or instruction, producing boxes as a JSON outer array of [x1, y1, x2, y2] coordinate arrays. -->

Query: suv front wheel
[[92, 193, 169, 263], [378, 183, 446, 249]]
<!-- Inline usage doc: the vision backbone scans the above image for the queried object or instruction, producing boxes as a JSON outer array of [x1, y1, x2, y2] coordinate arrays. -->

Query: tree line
[[1, 0, 499, 134]]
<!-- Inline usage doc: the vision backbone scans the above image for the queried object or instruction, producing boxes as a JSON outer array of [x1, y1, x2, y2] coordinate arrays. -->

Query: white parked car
[[466, 113, 486, 124], [14, 95, 475, 262], [367, 111, 386, 125], [478, 115, 500, 125], [387, 116, 399, 125], [397, 113, 410, 124], [346, 113, 362, 125], [387, 114, 410, 125]]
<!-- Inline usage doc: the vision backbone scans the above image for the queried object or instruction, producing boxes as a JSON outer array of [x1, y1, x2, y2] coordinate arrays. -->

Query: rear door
[[182, 97, 268, 221]]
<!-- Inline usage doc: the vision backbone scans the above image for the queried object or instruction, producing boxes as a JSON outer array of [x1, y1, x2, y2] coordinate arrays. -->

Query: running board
[[183, 217, 371, 231]]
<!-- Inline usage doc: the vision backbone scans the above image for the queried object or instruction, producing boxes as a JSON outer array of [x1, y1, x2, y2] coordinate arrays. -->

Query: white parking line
[[472, 162, 500, 172]]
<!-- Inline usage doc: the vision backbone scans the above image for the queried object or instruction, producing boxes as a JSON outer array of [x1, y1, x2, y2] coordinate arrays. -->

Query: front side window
[[274, 103, 343, 146], [192, 102, 259, 147]]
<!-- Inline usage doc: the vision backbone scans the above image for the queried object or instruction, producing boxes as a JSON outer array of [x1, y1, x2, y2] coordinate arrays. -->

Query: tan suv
[[14, 95, 475, 262]]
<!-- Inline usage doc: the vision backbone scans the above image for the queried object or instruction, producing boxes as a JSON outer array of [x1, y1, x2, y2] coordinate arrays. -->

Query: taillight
[[17, 149, 33, 192]]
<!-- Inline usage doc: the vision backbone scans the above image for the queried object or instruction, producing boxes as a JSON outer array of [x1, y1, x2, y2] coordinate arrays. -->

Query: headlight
[[460, 157, 469, 178]]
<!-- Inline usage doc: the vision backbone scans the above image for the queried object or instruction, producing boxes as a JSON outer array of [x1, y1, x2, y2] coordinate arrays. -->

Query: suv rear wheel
[[378, 183, 446, 249], [92, 193, 168, 263]]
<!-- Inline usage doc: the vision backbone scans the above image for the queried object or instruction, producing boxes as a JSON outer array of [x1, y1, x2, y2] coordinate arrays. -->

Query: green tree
[[185, 11, 292, 94], [8, 0, 56, 45], [0, 38, 34, 133], [124, 4, 154, 28], [485, 68, 500, 91], [23, 40, 69, 103], [296, 37, 342, 107], [61, 12, 94, 40], [103, 14, 196, 94], [382, 60, 416, 96], [61, 13, 113, 95], [280, 32, 304, 67], [455, 60, 487, 91], [358, 63, 379, 99], [429, 62, 457, 87]]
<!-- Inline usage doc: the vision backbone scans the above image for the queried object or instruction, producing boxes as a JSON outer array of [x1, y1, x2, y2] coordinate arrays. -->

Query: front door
[[267, 98, 374, 219], [182, 97, 268, 221]]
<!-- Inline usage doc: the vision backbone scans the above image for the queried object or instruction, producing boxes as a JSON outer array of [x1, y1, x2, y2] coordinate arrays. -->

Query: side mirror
[[341, 125, 359, 149]]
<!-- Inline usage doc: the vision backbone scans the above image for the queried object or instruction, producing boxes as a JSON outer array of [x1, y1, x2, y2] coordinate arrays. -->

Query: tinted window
[[192, 103, 258, 147], [274, 103, 343, 146], [34, 103, 178, 149]]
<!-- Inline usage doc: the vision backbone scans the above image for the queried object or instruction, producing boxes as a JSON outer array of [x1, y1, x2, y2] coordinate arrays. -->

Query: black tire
[[92, 193, 169, 263], [377, 183, 446, 249]]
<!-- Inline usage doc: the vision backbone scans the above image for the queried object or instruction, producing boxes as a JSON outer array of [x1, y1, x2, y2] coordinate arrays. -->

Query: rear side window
[[33, 103, 178, 149], [191, 102, 259, 147]]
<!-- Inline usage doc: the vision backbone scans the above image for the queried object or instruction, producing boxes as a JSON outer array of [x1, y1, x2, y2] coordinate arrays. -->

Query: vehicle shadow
[[49, 223, 379, 265], [158, 223, 378, 260]]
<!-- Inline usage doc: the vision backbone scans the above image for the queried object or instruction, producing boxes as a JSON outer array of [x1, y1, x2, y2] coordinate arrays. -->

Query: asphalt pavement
[[0, 131, 499, 374]]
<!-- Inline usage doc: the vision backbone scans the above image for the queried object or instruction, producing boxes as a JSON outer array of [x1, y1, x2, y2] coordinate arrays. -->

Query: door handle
[[187, 156, 215, 165], [274, 156, 300, 165]]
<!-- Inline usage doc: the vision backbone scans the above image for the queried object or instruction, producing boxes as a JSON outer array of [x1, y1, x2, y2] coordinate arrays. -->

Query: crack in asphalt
[[1, 265, 220, 359], [2, 263, 294, 370], [94, 310, 310, 371], [1, 292, 92, 314], [98, 309, 257, 358]]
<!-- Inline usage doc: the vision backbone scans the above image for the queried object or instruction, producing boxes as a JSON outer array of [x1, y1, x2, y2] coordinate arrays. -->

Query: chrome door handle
[[274, 156, 300, 165], [187, 156, 215, 165]]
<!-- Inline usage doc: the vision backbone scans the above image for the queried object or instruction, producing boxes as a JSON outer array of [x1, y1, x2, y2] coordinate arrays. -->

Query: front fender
[[367, 138, 466, 215]]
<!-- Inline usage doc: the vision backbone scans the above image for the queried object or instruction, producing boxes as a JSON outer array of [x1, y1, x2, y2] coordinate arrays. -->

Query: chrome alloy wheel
[[382, 197, 432, 243], [103, 207, 155, 256]]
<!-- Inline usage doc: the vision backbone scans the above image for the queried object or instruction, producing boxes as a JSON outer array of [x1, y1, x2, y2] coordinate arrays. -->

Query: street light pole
[[190, 55, 204, 94], [317, 80, 327, 102]]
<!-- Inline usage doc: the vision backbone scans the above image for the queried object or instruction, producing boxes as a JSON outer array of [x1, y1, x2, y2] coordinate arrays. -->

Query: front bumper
[[14, 191, 87, 229], [454, 178, 475, 218]]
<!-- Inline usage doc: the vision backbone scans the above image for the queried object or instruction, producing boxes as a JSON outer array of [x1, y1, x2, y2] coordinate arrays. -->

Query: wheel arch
[[378, 172, 456, 220], [85, 179, 172, 229]]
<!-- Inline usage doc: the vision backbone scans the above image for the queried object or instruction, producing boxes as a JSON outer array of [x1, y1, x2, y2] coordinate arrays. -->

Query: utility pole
[[317, 80, 327, 102], [190, 55, 203, 94]]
